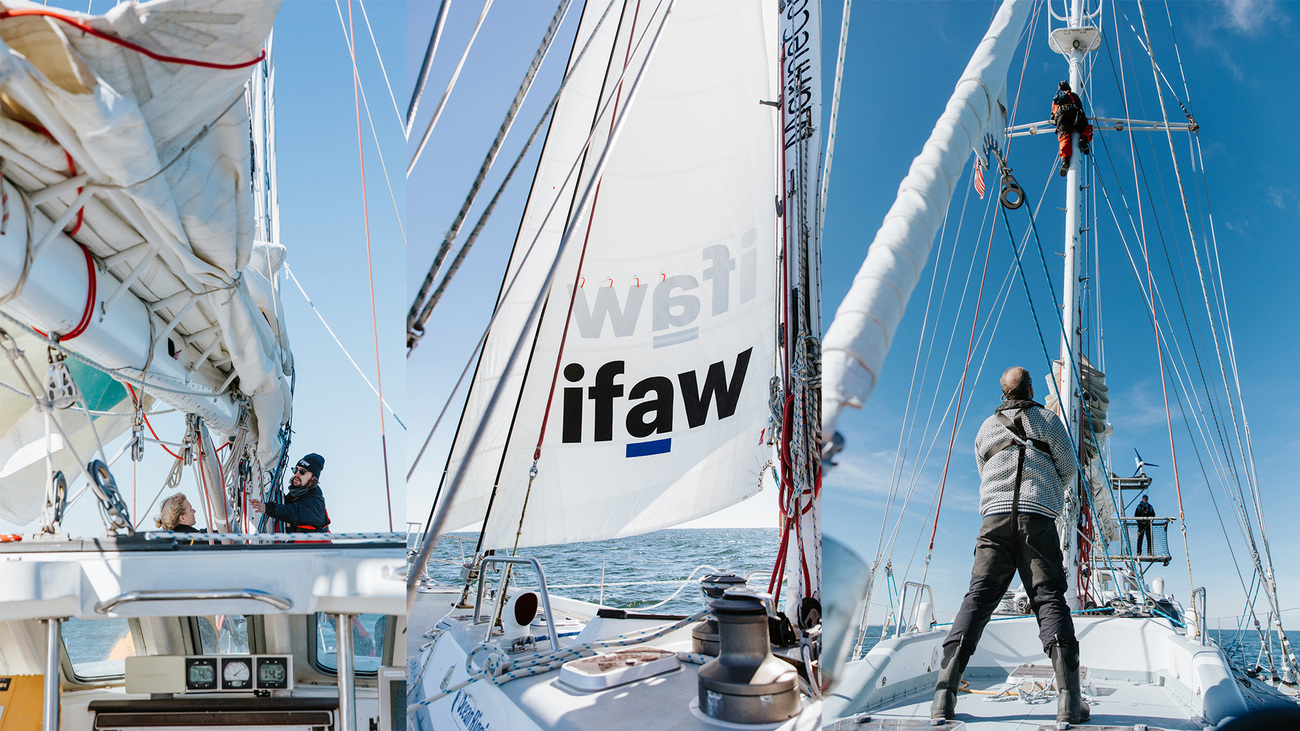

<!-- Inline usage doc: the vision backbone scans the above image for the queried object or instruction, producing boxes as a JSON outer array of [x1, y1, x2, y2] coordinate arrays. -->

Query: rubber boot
[[1078, 136, 1090, 155], [1059, 158, 1070, 177], [929, 641, 967, 725], [1051, 643, 1090, 726]]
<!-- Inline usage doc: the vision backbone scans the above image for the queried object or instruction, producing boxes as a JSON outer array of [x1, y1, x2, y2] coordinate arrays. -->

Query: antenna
[[1133, 448, 1160, 477]]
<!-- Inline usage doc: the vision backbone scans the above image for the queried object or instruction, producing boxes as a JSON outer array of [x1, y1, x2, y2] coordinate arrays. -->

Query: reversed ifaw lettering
[[567, 236, 758, 341]]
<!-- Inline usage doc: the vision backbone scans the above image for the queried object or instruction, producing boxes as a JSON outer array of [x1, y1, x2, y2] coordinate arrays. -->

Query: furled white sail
[[0, 0, 288, 524], [820, 0, 1029, 439], [429, 0, 781, 550]]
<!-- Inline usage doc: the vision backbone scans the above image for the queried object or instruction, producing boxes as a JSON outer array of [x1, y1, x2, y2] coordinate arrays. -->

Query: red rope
[[532, 0, 644, 462], [346, 0, 393, 531], [928, 211, 997, 552], [33, 242, 95, 341], [0, 9, 266, 70]]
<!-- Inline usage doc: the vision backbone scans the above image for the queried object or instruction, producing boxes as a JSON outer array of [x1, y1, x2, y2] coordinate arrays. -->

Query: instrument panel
[[180, 655, 292, 693]]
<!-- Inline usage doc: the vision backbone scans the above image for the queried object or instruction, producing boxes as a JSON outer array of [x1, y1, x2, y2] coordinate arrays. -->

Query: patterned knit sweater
[[973, 401, 1076, 518]]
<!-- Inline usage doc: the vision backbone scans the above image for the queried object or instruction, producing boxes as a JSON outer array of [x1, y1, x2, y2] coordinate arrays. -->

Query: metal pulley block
[[88, 459, 133, 535], [44, 352, 79, 408]]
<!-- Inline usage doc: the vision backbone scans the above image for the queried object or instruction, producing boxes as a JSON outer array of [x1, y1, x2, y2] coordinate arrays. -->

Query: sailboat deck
[[412, 589, 822, 731], [827, 670, 1205, 730]]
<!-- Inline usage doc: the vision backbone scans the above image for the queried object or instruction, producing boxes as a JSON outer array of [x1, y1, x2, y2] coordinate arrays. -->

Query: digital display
[[185, 658, 217, 690], [256, 657, 289, 689], [259, 663, 284, 683]]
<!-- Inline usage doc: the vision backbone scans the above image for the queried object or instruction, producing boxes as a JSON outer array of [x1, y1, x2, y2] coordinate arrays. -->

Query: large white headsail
[[429, 0, 781, 550]]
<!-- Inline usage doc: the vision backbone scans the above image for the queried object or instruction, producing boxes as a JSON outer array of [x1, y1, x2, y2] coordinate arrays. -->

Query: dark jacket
[[172, 524, 201, 533], [1134, 501, 1156, 518], [264, 485, 331, 532]]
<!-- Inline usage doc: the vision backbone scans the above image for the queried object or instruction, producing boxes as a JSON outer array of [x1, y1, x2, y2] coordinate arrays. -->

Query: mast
[[1054, 0, 1097, 612]]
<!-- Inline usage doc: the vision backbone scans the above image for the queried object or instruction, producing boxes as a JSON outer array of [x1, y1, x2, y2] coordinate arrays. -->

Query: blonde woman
[[154, 493, 200, 533]]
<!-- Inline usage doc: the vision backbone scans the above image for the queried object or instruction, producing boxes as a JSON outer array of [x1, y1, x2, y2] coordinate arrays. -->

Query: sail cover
[[0, 0, 289, 524], [429, 0, 781, 550]]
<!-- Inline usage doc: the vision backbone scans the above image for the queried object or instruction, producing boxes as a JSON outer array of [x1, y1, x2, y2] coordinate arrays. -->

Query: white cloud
[[1217, 0, 1282, 34]]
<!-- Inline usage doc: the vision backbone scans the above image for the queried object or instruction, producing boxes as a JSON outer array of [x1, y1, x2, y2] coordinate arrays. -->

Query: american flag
[[973, 158, 986, 199]]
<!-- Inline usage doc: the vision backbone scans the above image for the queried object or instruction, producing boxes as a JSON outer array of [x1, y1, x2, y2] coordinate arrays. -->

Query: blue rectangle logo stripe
[[626, 438, 671, 457]]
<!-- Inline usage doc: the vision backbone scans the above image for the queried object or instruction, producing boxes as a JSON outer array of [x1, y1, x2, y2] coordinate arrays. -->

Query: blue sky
[[819, 0, 1300, 624], [1, 0, 407, 536], [409, 0, 1294, 627]]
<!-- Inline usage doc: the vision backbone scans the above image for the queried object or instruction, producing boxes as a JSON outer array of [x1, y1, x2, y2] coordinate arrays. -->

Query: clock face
[[221, 658, 252, 690]]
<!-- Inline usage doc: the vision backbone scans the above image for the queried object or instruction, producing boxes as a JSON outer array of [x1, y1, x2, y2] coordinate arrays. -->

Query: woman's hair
[[155, 493, 189, 530]]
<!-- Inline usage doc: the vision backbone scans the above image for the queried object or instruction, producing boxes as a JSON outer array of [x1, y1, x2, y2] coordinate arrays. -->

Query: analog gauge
[[256, 656, 290, 689], [221, 657, 253, 690], [185, 657, 217, 691]]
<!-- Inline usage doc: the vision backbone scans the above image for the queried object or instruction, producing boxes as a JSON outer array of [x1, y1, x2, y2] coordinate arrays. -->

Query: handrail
[[1191, 587, 1207, 646], [473, 556, 559, 651], [895, 581, 936, 636], [94, 588, 293, 613]]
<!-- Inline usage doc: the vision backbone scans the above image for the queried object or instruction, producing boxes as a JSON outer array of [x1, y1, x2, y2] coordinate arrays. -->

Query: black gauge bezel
[[256, 656, 289, 689], [184, 657, 217, 690], [221, 657, 253, 690]]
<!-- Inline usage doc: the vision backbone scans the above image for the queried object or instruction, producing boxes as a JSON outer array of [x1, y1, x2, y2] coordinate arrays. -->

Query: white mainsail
[[427, 0, 781, 550], [0, 0, 289, 524]]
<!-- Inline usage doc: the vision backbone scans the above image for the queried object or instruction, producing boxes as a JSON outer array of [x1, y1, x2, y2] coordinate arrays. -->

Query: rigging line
[[413, 0, 656, 545], [408, 0, 621, 349], [408, 0, 677, 601], [876, 164, 973, 568], [1131, 2, 1254, 501], [1132, 3, 1275, 606], [354, 0, 405, 136], [349, 0, 393, 532], [407, 0, 496, 176], [407, 0, 452, 137], [408, 0, 574, 338], [406, 333, 485, 482], [282, 265, 403, 428], [514, 0, 647, 562], [331, 0, 408, 248], [817, 0, 851, 231], [880, 163, 1056, 579], [926, 209, 997, 553]]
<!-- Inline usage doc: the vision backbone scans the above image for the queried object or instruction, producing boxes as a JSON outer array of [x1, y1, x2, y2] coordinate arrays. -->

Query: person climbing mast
[[1051, 80, 1093, 176]]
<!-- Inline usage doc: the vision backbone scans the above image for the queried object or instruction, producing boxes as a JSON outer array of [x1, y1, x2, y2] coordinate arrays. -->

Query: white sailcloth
[[429, 0, 781, 550], [0, 0, 289, 523], [820, 0, 1029, 439]]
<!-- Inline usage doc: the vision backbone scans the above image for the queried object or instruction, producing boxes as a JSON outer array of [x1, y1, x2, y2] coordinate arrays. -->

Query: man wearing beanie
[[249, 453, 331, 533]]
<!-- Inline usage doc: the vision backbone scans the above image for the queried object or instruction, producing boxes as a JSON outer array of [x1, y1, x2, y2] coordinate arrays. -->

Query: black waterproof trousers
[[944, 512, 1078, 656]]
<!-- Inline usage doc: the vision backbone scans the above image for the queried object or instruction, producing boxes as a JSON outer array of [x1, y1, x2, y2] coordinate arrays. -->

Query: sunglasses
[[293, 467, 311, 475]]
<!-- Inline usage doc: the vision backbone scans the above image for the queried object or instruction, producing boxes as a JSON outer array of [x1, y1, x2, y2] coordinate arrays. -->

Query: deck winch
[[697, 588, 800, 724], [691, 573, 747, 656]]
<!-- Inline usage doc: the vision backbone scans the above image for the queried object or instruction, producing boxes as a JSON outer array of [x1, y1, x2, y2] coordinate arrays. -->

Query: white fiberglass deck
[[411, 588, 822, 731], [824, 616, 1248, 730]]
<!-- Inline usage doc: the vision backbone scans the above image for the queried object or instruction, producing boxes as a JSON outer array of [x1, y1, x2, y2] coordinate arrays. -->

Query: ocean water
[[423, 527, 783, 615]]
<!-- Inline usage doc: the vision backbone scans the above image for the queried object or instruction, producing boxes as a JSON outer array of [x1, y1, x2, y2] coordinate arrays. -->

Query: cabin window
[[192, 615, 254, 654], [309, 612, 388, 675], [62, 617, 139, 680]]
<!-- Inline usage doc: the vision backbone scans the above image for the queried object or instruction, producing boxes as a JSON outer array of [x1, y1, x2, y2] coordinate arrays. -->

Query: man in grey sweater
[[930, 366, 1089, 726]]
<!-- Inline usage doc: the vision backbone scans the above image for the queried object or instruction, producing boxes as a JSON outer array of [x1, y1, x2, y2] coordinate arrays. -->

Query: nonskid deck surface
[[832, 671, 1204, 731]]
